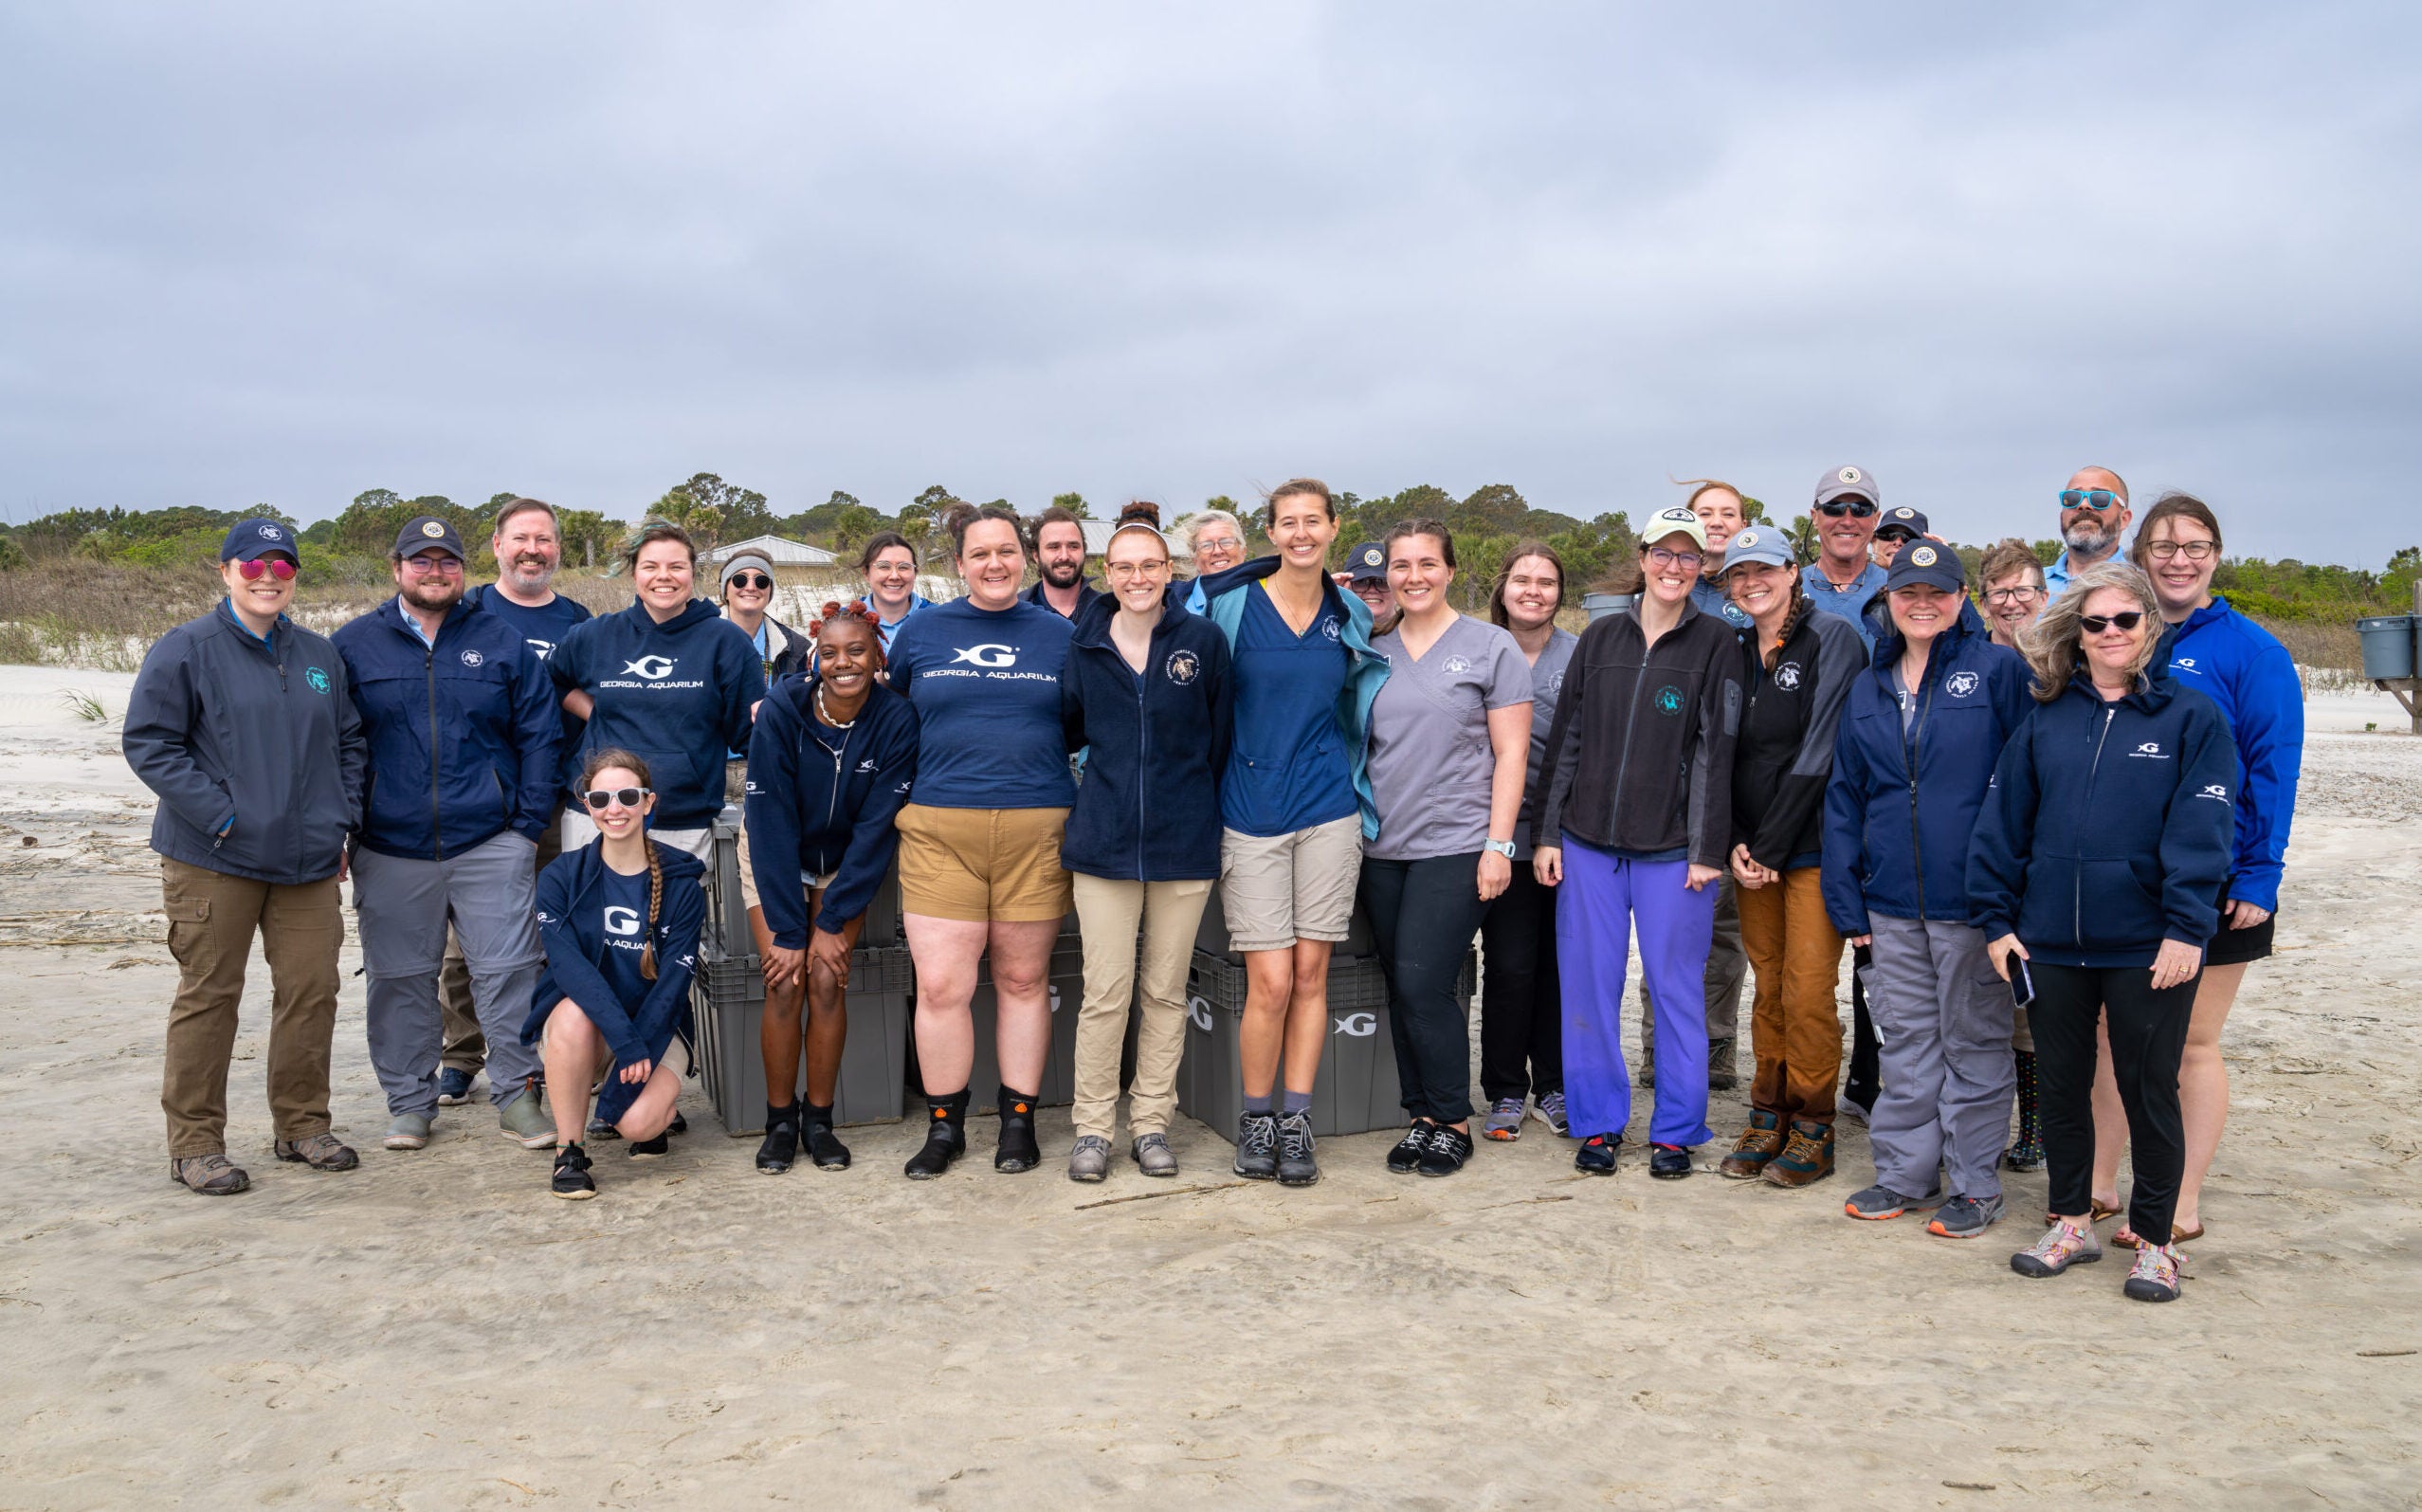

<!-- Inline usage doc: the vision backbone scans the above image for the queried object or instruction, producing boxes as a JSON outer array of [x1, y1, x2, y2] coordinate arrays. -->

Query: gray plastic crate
[[1176, 948, 1475, 1142], [692, 944, 913, 1135]]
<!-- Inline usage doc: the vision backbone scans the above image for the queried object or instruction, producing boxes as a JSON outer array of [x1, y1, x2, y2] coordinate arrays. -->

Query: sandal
[[2115, 1221, 2203, 1250]]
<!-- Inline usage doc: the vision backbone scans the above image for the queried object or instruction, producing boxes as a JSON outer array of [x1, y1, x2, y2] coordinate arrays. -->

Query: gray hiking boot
[[170, 1153, 249, 1196], [1130, 1132, 1178, 1177], [1276, 1110, 1320, 1187], [384, 1112, 432, 1151], [1927, 1193, 2008, 1240], [1067, 1135, 1112, 1183], [498, 1094, 557, 1150], [1481, 1096, 1525, 1141], [1233, 1110, 1279, 1180], [273, 1132, 358, 1171]]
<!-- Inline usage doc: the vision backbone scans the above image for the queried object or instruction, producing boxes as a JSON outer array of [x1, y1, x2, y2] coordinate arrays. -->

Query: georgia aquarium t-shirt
[[1221, 581, 1356, 838], [594, 863, 655, 1017], [888, 596, 1076, 810]]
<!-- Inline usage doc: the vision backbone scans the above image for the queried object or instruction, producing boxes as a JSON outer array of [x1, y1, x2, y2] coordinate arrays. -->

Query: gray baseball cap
[[1814, 465, 1879, 508], [1719, 525, 1794, 574]]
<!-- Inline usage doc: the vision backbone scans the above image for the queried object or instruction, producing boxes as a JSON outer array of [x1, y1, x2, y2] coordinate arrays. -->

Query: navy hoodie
[[331, 597, 561, 860], [1967, 669, 2238, 967], [521, 841, 705, 1121], [742, 674, 920, 947], [1060, 592, 1234, 881], [550, 599, 766, 829], [1820, 612, 2031, 935]]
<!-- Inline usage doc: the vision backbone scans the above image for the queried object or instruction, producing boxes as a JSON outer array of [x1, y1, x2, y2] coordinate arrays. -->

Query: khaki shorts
[[1219, 813, 1362, 953], [896, 803, 1073, 923]]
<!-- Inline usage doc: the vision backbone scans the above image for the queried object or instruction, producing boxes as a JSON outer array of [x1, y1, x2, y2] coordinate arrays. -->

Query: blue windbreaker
[[742, 674, 920, 947], [332, 597, 561, 860], [1820, 613, 2031, 936], [549, 599, 766, 830], [2158, 596, 2303, 912], [1967, 669, 2239, 966], [521, 840, 705, 1122]]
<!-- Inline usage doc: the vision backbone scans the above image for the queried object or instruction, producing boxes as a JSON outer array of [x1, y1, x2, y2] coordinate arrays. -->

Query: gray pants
[[1641, 874, 1744, 1049], [354, 830, 545, 1118], [1862, 913, 2014, 1202]]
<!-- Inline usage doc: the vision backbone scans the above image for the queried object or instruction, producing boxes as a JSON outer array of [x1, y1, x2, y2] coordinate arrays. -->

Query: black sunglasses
[[727, 572, 773, 592], [2078, 611, 2144, 634], [1817, 500, 1877, 519], [582, 787, 650, 810]]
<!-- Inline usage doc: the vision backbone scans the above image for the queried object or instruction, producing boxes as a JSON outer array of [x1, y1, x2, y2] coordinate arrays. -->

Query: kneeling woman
[[1971, 562, 2236, 1303], [744, 602, 920, 1174], [525, 749, 706, 1199]]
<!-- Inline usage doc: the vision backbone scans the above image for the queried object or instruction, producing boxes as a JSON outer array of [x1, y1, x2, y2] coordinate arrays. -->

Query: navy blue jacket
[[1060, 593, 1234, 881], [550, 599, 766, 830], [124, 603, 366, 885], [331, 597, 561, 860], [1821, 613, 2031, 935], [521, 841, 705, 1120], [2158, 597, 2304, 912], [1967, 670, 2239, 967], [742, 674, 920, 947]]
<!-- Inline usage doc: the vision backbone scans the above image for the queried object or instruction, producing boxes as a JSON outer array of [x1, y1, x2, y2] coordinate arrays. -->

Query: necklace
[[814, 683, 858, 729]]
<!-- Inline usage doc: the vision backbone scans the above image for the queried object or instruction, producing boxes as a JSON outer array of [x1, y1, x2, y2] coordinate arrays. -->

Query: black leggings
[[1847, 942, 1880, 1105], [1477, 865, 1562, 1102], [1359, 852, 1488, 1125], [2031, 960, 2197, 1240]]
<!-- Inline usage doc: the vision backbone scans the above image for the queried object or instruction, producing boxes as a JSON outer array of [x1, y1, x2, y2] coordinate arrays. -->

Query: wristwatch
[[1484, 838, 1517, 859]]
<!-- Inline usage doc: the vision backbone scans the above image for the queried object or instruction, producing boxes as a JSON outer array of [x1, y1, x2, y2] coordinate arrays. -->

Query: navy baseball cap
[[1345, 541, 1389, 584], [393, 516, 467, 560], [1884, 540, 1966, 594], [220, 518, 299, 563], [1813, 465, 1878, 507], [1874, 505, 1931, 542]]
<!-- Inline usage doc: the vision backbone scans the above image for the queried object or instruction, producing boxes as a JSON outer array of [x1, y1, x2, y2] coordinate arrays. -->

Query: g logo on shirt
[[1775, 662, 1803, 691], [603, 905, 642, 937], [952, 644, 1017, 668], [1654, 685, 1684, 716], [2130, 741, 2171, 759], [620, 655, 676, 680], [2197, 783, 2231, 802], [2174, 657, 2199, 675], [460, 649, 483, 667], [1165, 649, 1200, 685], [1945, 671, 1979, 698], [305, 666, 331, 695]]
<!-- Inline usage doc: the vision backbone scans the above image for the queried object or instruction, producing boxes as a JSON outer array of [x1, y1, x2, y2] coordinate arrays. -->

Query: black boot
[[994, 1085, 1041, 1174], [756, 1103, 799, 1174], [803, 1101, 851, 1170], [2003, 1050, 2045, 1172], [903, 1091, 969, 1180]]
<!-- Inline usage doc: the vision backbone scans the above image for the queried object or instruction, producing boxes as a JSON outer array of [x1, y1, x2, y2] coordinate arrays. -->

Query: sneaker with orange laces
[[2123, 1241, 2182, 1303], [2011, 1219, 2103, 1278]]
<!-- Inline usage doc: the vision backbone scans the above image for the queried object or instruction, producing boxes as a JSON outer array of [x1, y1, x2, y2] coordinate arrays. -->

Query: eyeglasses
[[727, 572, 773, 591], [1195, 537, 1243, 556], [1647, 547, 1705, 571], [401, 556, 464, 575], [2143, 540, 2216, 563], [1817, 500, 1877, 519], [2059, 488, 2124, 511], [582, 787, 650, 810], [235, 557, 297, 581], [2078, 611, 2145, 634], [1984, 585, 2045, 605], [1104, 560, 1169, 580]]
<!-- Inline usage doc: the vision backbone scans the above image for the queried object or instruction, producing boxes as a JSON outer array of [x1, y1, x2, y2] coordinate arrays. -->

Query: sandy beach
[[1, 664, 2415, 1509]]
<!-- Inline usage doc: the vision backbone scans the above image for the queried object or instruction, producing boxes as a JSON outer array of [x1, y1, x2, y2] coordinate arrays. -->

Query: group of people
[[123, 463, 2301, 1305]]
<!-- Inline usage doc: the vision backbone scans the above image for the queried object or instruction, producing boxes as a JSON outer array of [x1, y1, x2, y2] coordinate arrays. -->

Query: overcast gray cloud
[[2, 2, 2415, 562]]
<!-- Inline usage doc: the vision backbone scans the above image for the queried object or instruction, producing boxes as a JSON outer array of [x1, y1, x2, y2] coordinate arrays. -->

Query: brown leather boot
[[1719, 1111, 1785, 1179], [1761, 1120, 1836, 1188]]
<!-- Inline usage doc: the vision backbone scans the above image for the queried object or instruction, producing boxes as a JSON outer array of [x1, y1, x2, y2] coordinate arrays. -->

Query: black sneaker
[[1648, 1142, 1693, 1179], [1275, 1109, 1320, 1187], [756, 1108, 799, 1174], [1575, 1134, 1619, 1175], [1386, 1121, 1435, 1174], [667, 1110, 688, 1137], [1233, 1110, 1279, 1180], [806, 1121, 852, 1170], [1417, 1124, 1475, 1177], [994, 1088, 1041, 1174], [904, 1096, 968, 1180], [628, 1133, 669, 1159], [551, 1143, 595, 1200]]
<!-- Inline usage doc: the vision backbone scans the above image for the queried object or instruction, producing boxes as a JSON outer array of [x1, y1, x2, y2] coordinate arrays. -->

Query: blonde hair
[[2017, 561, 2165, 704]]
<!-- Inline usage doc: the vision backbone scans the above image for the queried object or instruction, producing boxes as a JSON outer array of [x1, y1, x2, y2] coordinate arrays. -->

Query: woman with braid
[[523, 749, 707, 1199]]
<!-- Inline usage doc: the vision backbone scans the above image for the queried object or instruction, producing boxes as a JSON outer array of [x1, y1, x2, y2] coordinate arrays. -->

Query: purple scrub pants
[[1555, 838, 1716, 1148]]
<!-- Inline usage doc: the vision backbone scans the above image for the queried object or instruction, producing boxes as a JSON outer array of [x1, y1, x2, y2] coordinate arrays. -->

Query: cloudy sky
[[2, 4, 2414, 563]]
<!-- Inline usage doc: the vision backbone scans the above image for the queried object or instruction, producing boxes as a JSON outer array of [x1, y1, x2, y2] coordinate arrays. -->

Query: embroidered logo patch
[[1443, 655, 1473, 675], [459, 649, 483, 667], [1775, 662, 1803, 690], [1909, 545, 1939, 568], [305, 666, 331, 694], [1165, 649, 1200, 685], [1654, 684, 1684, 715], [1945, 670, 1979, 697]]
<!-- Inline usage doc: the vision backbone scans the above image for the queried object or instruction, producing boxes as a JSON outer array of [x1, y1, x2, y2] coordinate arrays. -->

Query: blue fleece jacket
[[2158, 596, 2303, 912], [1198, 556, 1392, 840], [521, 841, 705, 1122], [1967, 670, 2239, 965], [332, 597, 561, 860], [549, 599, 766, 829], [1820, 613, 2032, 935], [1060, 593, 1234, 881], [742, 674, 920, 946]]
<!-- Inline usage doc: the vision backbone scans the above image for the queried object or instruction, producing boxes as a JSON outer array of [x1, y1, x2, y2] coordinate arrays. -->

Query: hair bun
[[1119, 500, 1162, 529]]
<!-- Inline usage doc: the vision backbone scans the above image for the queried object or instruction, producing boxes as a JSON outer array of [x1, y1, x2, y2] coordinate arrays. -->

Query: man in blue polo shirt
[[2044, 465, 2132, 596], [1799, 465, 1890, 648]]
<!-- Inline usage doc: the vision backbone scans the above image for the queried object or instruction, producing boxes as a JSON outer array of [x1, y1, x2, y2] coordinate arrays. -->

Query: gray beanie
[[719, 550, 775, 591]]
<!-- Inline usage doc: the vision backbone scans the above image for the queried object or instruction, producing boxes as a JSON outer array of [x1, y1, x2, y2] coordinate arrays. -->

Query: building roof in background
[[705, 534, 839, 566]]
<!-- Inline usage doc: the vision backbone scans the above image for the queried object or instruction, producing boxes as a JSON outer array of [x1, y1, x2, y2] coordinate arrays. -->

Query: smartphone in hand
[[2011, 958, 2036, 1011]]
